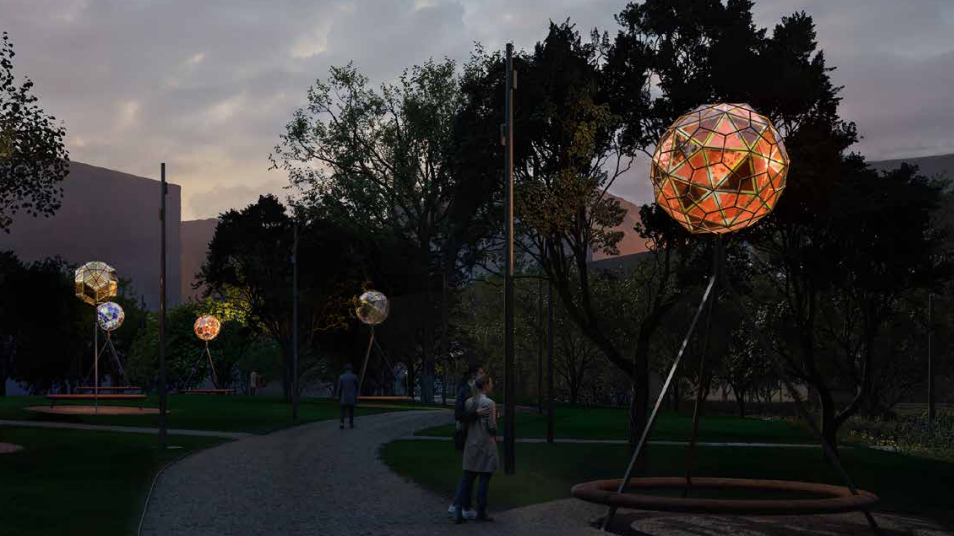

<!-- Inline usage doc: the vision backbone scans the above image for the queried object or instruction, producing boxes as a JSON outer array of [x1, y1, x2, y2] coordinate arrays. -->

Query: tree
[[197, 195, 360, 401], [0, 32, 69, 232], [753, 159, 950, 450], [271, 58, 499, 403]]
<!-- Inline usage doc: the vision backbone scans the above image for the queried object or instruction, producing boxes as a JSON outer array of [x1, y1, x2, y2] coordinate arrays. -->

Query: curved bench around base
[[572, 477, 879, 516]]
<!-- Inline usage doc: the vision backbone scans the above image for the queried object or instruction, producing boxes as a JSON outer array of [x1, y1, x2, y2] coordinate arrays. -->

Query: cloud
[[188, 179, 289, 220], [1, 0, 950, 220]]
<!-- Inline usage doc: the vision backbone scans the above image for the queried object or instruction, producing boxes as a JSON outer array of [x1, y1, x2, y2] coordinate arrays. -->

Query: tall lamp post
[[502, 42, 516, 475], [928, 293, 936, 425], [292, 219, 299, 420], [158, 162, 168, 449]]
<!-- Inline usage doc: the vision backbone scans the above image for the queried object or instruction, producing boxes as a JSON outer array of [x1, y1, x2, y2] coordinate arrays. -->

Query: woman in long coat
[[455, 375, 498, 523]]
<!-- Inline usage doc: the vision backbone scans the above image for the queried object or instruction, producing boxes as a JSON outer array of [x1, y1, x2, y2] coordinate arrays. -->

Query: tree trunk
[[735, 388, 746, 418], [818, 387, 839, 455]]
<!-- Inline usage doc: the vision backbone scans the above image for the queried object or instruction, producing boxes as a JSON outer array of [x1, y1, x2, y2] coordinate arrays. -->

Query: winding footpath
[[139, 409, 603, 536], [139, 409, 952, 536]]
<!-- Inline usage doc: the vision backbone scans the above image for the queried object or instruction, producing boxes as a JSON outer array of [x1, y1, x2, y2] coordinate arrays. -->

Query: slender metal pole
[[94, 320, 99, 414], [683, 236, 723, 496], [503, 42, 516, 475], [206, 343, 219, 388], [928, 293, 935, 425], [292, 219, 299, 419], [538, 277, 544, 415], [602, 275, 717, 530], [158, 162, 167, 449], [546, 244, 555, 444], [358, 326, 374, 396]]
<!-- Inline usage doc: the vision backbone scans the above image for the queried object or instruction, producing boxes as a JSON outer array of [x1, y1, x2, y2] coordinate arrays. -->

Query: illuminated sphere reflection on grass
[[194, 314, 221, 341], [356, 291, 389, 325], [96, 301, 125, 332], [651, 103, 790, 234], [74, 261, 118, 306]]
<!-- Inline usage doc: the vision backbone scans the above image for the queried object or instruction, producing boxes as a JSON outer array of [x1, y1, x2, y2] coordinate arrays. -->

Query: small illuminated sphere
[[96, 302, 125, 332], [74, 261, 119, 306], [194, 314, 222, 341], [651, 103, 790, 234], [356, 290, 389, 325]]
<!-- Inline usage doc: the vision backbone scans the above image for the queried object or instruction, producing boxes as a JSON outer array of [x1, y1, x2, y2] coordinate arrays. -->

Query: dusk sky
[[2, 0, 952, 220]]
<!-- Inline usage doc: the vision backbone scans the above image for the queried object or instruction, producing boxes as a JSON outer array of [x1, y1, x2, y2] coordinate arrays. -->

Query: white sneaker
[[448, 504, 456, 514], [463, 509, 478, 520]]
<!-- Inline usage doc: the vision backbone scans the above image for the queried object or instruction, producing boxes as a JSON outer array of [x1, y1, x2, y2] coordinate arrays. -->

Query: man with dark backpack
[[447, 364, 490, 519]]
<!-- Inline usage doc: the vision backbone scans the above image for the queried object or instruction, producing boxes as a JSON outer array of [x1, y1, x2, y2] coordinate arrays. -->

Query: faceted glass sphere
[[651, 103, 790, 234], [356, 290, 389, 325], [96, 301, 125, 332], [194, 314, 222, 341], [75, 261, 119, 306]]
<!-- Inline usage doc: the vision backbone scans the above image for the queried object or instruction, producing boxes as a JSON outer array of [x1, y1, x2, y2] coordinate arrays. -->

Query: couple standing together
[[449, 364, 498, 524]]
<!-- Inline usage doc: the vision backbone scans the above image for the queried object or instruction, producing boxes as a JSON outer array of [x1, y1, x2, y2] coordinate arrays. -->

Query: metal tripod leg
[[205, 343, 219, 388], [104, 334, 125, 382], [601, 274, 718, 531], [721, 283, 881, 534], [683, 237, 723, 497], [357, 326, 375, 396]]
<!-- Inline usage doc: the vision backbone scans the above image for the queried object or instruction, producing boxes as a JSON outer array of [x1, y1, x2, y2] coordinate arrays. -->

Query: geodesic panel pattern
[[96, 301, 125, 332], [356, 290, 389, 326], [194, 314, 221, 341], [74, 261, 118, 306], [651, 103, 790, 234]]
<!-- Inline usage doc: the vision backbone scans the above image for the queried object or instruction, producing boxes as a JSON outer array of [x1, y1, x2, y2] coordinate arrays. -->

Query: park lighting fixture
[[355, 290, 389, 326], [96, 301, 125, 332], [193, 314, 221, 341], [74, 261, 118, 305], [650, 103, 790, 234]]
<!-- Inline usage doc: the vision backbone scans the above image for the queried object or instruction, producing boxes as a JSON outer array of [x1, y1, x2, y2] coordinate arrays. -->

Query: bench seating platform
[[357, 396, 413, 402], [76, 386, 142, 392], [46, 394, 148, 407], [178, 389, 235, 395]]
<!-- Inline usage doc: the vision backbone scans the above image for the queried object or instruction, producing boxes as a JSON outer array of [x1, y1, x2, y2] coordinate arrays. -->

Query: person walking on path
[[448, 365, 490, 519], [454, 374, 498, 524], [335, 364, 359, 429]]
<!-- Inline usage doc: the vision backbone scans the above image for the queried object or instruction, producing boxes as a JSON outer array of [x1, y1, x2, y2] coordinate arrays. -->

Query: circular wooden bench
[[571, 477, 879, 515], [178, 389, 235, 395], [76, 386, 142, 392], [46, 394, 148, 407], [357, 396, 413, 402]]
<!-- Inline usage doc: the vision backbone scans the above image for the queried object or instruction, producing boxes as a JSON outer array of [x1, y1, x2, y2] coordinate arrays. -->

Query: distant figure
[[455, 374, 498, 524], [335, 364, 359, 429], [249, 371, 258, 396]]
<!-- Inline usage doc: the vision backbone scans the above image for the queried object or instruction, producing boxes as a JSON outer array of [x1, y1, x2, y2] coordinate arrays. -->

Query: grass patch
[[415, 405, 813, 443], [0, 395, 434, 434], [381, 440, 954, 526], [0, 426, 223, 536]]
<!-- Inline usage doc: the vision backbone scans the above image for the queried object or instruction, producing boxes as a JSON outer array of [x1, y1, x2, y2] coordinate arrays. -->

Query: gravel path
[[138, 409, 951, 536], [140, 409, 603, 536]]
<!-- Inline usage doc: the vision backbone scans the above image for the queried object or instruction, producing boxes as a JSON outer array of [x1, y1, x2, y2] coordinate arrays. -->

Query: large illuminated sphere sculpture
[[96, 302, 125, 332], [74, 261, 119, 305], [651, 103, 790, 234], [194, 314, 222, 342], [356, 291, 389, 326]]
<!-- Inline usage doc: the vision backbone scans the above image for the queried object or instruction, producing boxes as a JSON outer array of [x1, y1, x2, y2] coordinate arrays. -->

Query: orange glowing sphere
[[194, 314, 221, 341], [651, 103, 790, 234]]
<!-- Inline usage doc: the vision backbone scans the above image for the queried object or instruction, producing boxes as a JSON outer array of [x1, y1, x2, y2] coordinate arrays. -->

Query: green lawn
[[0, 426, 224, 536], [381, 440, 954, 527], [416, 404, 814, 443], [0, 395, 436, 434]]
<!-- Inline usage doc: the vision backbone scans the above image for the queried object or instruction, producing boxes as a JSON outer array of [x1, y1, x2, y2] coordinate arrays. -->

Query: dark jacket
[[336, 371, 359, 405], [455, 381, 479, 423]]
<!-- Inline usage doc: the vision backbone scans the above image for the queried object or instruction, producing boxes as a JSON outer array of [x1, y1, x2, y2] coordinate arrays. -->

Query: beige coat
[[462, 393, 499, 473]]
